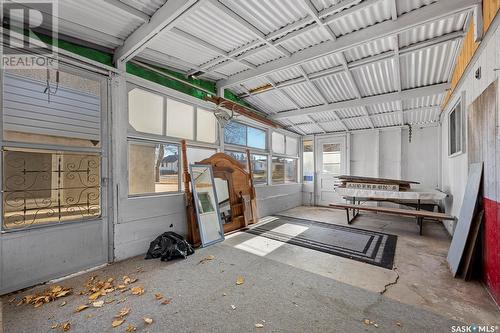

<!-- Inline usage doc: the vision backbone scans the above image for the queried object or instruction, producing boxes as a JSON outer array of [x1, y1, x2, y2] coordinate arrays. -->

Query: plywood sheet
[[447, 163, 483, 276]]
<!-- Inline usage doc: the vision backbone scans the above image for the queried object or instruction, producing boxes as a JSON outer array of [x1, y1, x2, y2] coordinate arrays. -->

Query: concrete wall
[[441, 18, 500, 234]]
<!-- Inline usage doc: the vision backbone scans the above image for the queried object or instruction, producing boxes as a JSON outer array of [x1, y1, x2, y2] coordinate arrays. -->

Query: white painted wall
[[440, 18, 500, 235]]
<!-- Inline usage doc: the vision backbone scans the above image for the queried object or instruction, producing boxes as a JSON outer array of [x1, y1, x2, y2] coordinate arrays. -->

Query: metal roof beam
[[270, 83, 450, 120], [114, 0, 200, 64], [103, 0, 150, 22], [217, 0, 479, 89]]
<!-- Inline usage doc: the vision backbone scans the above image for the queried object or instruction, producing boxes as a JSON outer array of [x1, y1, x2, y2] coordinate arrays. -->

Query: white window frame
[[448, 96, 465, 157]]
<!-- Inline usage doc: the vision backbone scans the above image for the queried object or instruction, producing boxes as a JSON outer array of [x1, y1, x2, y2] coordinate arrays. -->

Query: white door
[[316, 136, 347, 206]]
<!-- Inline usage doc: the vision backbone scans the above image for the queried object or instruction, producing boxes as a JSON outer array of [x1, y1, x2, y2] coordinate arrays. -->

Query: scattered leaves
[[18, 285, 73, 308], [61, 322, 71, 332], [115, 307, 131, 318], [198, 255, 215, 264], [59, 301, 67, 307], [125, 324, 136, 332], [363, 319, 370, 325], [92, 300, 104, 308], [75, 305, 89, 313], [236, 276, 245, 285], [143, 317, 153, 325], [255, 323, 264, 328], [155, 293, 163, 300], [111, 319, 125, 328], [131, 286, 144, 296], [51, 323, 58, 329], [161, 298, 172, 305]]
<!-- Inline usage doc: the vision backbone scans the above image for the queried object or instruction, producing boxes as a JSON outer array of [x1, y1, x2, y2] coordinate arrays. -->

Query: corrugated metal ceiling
[[17, 0, 474, 134]]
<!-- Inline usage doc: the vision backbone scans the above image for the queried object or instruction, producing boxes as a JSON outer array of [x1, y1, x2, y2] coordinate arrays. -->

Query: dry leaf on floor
[[51, 323, 58, 329], [255, 323, 264, 328], [59, 301, 66, 307], [125, 324, 136, 332], [88, 291, 102, 301], [117, 297, 127, 304], [198, 255, 215, 264], [116, 284, 127, 290], [75, 305, 89, 312], [92, 300, 104, 308], [115, 307, 131, 318], [8, 297, 16, 303], [111, 319, 125, 328], [131, 286, 144, 296], [231, 305, 236, 310], [236, 276, 245, 285], [154, 293, 163, 300], [61, 322, 71, 331], [123, 276, 131, 285], [363, 319, 370, 325], [161, 298, 172, 305], [395, 322, 402, 327], [143, 317, 153, 325]]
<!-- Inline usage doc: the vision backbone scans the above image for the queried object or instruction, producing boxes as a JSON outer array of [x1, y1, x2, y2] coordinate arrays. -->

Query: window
[[167, 99, 194, 140], [322, 143, 341, 175], [129, 88, 164, 135], [226, 150, 248, 170], [197, 108, 217, 143], [272, 157, 297, 184], [128, 141, 179, 195], [286, 137, 298, 156], [272, 132, 285, 154], [303, 140, 314, 182], [251, 154, 268, 184], [2, 148, 101, 230], [449, 100, 463, 156], [224, 122, 266, 149]]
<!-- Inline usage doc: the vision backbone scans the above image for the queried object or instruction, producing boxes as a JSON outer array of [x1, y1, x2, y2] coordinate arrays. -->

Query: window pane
[[286, 136, 298, 156], [303, 140, 314, 182], [247, 126, 266, 149], [167, 99, 194, 140], [251, 154, 268, 184], [272, 157, 285, 184], [224, 122, 246, 146], [182, 147, 217, 190], [129, 88, 164, 135], [285, 158, 298, 183], [197, 108, 217, 143], [129, 142, 179, 195], [226, 150, 248, 170], [272, 132, 285, 154], [3, 148, 101, 230], [322, 144, 341, 175]]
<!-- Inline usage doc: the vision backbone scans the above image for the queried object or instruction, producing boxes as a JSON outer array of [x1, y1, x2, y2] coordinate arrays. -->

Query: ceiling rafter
[[236, 30, 464, 99], [114, 0, 201, 64], [270, 83, 450, 120], [103, 0, 150, 22], [217, 0, 479, 89]]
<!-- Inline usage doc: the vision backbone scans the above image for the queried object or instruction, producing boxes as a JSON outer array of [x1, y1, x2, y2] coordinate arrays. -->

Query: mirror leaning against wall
[[189, 164, 225, 247]]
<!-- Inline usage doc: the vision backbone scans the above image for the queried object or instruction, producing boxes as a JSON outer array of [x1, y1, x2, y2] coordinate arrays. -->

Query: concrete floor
[[1, 206, 498, 332]]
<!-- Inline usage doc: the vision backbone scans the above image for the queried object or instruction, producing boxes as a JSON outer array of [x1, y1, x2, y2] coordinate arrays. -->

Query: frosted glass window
[[197, 108, 217, 143], [286, 136, 298, 156], [167, 99, 194, 140], [248, 126, 266, 149], [224, 122, 246, 146], [272, 132, 285, 154], [128, 88, 164, 135]]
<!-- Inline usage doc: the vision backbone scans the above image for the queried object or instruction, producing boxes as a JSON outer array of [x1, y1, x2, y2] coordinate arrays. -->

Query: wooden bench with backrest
[[329, 203, 455, 235]]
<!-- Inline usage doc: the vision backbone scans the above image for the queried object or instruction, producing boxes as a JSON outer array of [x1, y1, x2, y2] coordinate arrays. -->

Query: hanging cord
[[43, 68, 59, 103], [405, 123, 413, 143]]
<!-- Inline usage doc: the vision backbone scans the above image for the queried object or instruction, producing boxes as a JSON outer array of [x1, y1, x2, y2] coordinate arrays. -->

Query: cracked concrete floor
[[1, 206, 498, 332], [277, 206, 499, 324]]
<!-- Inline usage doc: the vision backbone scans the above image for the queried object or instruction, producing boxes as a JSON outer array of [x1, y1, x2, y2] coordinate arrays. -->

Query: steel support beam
[[114, 0, 200, 64], [217, 0, 479, 89], [103, 0, 150, 22], [270, 83, 450, 120]]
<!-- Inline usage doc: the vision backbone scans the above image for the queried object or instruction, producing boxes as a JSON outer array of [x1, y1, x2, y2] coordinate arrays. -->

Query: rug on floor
[[245, 215, 397, 269]]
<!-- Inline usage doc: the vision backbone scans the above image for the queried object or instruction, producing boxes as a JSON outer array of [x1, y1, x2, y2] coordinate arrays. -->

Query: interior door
[[316, 136, 347, 206]]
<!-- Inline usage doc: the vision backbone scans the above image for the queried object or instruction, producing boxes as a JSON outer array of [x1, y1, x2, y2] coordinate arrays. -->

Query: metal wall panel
[[3, 73, 101, 141]]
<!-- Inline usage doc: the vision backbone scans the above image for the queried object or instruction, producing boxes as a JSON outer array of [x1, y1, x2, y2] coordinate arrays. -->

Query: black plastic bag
[[145, 232, 194, 261]]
